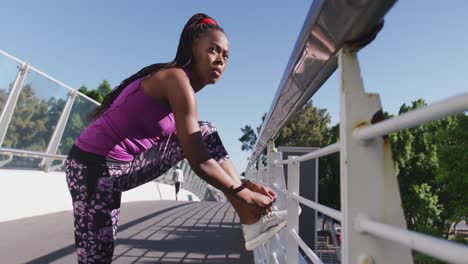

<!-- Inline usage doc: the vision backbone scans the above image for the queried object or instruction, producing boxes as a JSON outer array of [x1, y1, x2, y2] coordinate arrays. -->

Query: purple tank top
[[75, 78, 176, 161]]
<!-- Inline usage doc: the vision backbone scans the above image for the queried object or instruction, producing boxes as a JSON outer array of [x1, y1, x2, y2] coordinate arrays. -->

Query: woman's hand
[[236, 188, 273, 211], [243, 180, 277, 202]]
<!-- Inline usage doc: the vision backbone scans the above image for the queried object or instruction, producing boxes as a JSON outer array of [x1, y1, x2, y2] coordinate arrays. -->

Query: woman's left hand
[[243, 180, 277, 202]]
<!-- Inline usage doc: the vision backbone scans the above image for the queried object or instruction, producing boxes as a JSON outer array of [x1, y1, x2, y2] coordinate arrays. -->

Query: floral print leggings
[[65, 121, 229, 264]]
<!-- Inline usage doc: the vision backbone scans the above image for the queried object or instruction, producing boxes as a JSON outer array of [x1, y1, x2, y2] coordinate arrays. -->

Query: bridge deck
[[0, 201, 254, 264]]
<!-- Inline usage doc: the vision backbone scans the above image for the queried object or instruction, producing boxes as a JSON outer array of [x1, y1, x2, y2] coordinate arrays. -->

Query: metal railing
[[0, 49, 99, 171], [247, 47, 468, 264], [245, 1, 468, 264], [0, 49, 213, 200]]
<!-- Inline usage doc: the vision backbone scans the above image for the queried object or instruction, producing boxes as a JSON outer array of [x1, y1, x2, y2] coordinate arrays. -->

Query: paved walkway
[[0, 201, 254, 264]]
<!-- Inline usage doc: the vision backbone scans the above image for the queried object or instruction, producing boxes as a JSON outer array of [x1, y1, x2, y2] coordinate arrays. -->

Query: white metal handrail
[[291, 193, 342, 222], [292, 143, 340, 163], [272, 182, 342, 221], [0, 147, 67, 160], [275, 142, 341, 165], [0, 49, 100, 105], [246, 0, 398, 170], [354, 93, 468, 143], [355, 215, 468, 264], [246, 45, 468, 264], [0, 49, 100, 171], [0, 49, 23, 64], [290, 229, 324, 264]]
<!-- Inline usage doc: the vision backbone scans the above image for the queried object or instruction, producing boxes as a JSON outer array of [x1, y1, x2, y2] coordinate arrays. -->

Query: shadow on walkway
[[0, 201, 253, 264]]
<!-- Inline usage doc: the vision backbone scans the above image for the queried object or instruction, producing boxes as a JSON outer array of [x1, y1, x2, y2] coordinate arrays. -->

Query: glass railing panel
[[57, 94, 98, 155], [2, 70, 69, 169], [0, 55, 20, 116]]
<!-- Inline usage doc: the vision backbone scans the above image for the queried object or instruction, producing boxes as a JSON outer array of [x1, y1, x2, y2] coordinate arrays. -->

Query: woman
[[66, 13, 287, 263]]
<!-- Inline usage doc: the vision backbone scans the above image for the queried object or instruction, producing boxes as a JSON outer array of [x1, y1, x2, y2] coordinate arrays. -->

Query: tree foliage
[[435, 113, 468, 229], [2, 84, 65, 151], [78, 80, 112, 103], [239, 101, 340, 209], [240, 98, 467, 248], [0, 80, 110, 167], [389, 99, 444, 232]]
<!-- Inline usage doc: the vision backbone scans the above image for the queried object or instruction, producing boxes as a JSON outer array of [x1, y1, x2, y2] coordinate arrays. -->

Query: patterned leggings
[[65, 121, 229, 264]]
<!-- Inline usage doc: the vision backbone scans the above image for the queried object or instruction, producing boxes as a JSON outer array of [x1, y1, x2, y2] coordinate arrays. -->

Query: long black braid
[[87, 13, 225, 123]]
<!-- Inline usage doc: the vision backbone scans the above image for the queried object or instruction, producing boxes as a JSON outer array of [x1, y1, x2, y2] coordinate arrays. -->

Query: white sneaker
[[242, 210, 288, 251]]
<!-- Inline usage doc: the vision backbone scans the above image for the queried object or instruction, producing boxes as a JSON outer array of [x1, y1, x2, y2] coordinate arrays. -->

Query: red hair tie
[[198, 18, 218, 26]]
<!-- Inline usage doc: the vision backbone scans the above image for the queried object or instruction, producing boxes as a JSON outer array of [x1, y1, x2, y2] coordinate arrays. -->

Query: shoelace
[[264, 212, 274, 219]]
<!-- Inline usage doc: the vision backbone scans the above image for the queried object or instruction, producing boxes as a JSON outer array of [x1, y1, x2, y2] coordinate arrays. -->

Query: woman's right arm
[[156, 69, 272, 208]]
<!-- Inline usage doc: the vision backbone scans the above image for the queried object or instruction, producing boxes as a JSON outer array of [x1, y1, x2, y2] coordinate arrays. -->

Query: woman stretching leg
[[66, 13, 287, 264]]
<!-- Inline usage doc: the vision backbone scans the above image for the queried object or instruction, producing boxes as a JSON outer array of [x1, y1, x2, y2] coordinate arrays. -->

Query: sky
[[1, 0, 467, 172]]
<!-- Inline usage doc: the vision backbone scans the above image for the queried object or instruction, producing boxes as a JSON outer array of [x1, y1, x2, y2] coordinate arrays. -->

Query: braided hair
[[87, 13, 225, 122]]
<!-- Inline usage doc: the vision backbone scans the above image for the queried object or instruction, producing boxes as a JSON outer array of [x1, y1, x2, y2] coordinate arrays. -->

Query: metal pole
[[339, 46, 413, 263], [286, 156, 299, 264], [0, 63, 29, 147], [266, 141, 275, 264], [39, 89, 77, 171]]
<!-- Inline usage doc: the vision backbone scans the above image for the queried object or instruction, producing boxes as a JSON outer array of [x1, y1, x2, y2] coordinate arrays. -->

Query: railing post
[[272, 149, 287, 264], [0, 62, 29, 147], [286, 156, 299, 264], [339, 46, 413, 263], [266, 141, 278, 264], [39, 89, 77, 171]]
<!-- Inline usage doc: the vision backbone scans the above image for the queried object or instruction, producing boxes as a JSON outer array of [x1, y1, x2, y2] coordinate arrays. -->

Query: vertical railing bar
[[286, 156, 299, 264], [40, 89, 77, 171], [271, 252, 280, 264], [290, 229, 324, 264], [0, 63, 29, 147], [0, 154, 13, 167], [339, 46, 413, 263], [266, 141, 274, 264]]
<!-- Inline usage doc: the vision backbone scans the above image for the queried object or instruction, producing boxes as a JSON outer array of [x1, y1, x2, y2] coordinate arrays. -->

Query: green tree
[[78, 80, 112, 103], [389, 99, 444, 232], [435, 113, 468, 232], [239, 125, 258, 151], [275, 101, 330, 147], [3, 84, 50, 151], [239, 101, 341, 209], [239, 113, 266, 152], [240, 97, 467, 264], [318, 123, 340, 209], [239, 102, 331, 150], [0, 84, 70, 168], [0, 89, 9, 113], [0, 86, 12, 161], [57, 81, 110, 154], [46, 97, 66, 136], [0, 80, 110, 166], [57, 98, 93, 155]]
